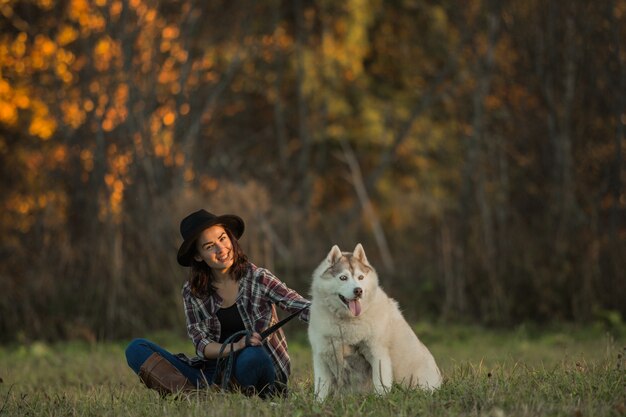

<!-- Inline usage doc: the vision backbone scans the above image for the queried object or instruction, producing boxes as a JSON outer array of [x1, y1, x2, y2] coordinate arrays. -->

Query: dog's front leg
[[312, 353, 334, 401], [368, 349, 393, 395]]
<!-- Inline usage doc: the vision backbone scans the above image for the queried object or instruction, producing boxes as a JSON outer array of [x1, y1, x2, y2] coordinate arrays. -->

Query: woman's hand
[[235, 332, 262, 350]]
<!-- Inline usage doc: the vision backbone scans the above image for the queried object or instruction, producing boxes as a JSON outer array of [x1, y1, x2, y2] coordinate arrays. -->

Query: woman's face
[[193, 225, 234, 272]]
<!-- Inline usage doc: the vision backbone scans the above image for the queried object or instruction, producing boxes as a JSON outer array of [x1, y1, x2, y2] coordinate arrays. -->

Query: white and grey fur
[[307, 244, 442, 400]]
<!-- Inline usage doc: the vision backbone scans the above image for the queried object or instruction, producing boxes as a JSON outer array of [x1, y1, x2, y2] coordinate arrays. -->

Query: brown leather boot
[[138, 352, 196, 396]]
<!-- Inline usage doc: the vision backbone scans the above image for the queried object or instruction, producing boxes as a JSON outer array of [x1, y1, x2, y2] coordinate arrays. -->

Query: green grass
[[0, 324, 624, 417]]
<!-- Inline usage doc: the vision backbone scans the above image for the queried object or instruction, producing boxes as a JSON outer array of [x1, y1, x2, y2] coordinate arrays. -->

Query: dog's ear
[[353, 243, 369, 265], [327, 245, 343, 265]]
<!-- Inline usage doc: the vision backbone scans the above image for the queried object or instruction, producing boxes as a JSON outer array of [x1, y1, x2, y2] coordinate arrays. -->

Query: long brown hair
[[188, 227, 249, 299]]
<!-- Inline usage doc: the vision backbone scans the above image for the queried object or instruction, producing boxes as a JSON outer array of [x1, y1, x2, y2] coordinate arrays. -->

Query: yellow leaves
[[200, 176, 219, 191], [2, 29, 76, 91], [61, 100, 86, 129], [0, 78, 9, 95], [68, 0, 88, 21], [28, 99, 57, 140], [56, 48, 76, 66], [31, 34, 61, 72], [319, 0, 376, 82], [429, 5, 449, 34], [109, 1, 122, 19], [57, 25, 79, 46], [35, 0, 54, 10], [148, 104, 182, 166], [162, 25, 179, 40], [0, 0, 17, 28], [55, 62, 73, 83], [101, 83, 129, 131], [11, 32, 27, 58], [82, 145, 138, 226], [94, 37, 111, 56], [274, 26, 292, 49], [184, 167, 195, 183], [84, 99, 94, 112], [80, 148, 94, 173], [14, 90, 30, 109], [69, 0, 106, 33], [143, 8, 157, 24], [174, 151, 184, 167], [52, 145, 68, 164], [37, 35, 57, 56], [29, 115, 54, 139], [0, 78, 19, 125], [0, 100, 17, 125], [158, 57, 178, 83], [4, 142, 70, 231], [0, 82, 58, 138], [94, 36, 120, 71], [104, 145, 133, 217], [162, 111, 175, 126]]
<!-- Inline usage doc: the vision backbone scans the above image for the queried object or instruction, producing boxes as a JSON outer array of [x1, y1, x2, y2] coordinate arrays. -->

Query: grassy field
[[0, 323, 624, 417]]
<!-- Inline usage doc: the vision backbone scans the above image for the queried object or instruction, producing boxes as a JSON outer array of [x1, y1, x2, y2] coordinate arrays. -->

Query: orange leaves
[[101, 83, 128, 132], [57, 25, 79, 46], [0, 77, 18, 125], [104, 145, 132, 217], [28, 99, 57, 140], [69, 0, 106, 33], [60, 100, 86, 129], [0, 25, 81, 139], [319, 0, 375, 82], [0, 70, 57, 140], [272, 26, 292, 50], [11, 32, 27, 58], [162, 111, 175, 126], [35, 0, 54, 9], [80, 148, 94, 174], [157, 25, 189, 94], [0, 100, 17, 125], [94, 36, 120, 71], [162, 25, 179, 40]]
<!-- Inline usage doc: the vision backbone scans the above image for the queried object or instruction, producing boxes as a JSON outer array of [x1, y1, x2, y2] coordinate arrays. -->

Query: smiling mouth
[[216, 251, 232, 263], [338, 294, 362, 317]]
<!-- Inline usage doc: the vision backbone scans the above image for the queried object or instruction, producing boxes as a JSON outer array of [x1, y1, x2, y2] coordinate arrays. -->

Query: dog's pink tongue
[[349, 299, 361, 316]]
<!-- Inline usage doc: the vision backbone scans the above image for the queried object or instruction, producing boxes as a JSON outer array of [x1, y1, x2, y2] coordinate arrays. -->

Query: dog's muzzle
[[338, 290, 362, 316]]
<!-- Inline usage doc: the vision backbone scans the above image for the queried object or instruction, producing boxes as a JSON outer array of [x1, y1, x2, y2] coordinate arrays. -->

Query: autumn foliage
[[0, 0, 624, 342]]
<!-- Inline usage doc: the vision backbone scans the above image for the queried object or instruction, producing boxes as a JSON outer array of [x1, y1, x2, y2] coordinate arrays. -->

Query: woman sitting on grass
[[125, 209, 310, 398]]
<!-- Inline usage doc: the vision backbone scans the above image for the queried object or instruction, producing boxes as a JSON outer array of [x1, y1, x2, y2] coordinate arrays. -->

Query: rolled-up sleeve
[[182, 284, 216, 357]]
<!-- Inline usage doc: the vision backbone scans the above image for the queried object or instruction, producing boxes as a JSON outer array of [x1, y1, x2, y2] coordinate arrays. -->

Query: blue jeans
[[125, 338, 276, 395]]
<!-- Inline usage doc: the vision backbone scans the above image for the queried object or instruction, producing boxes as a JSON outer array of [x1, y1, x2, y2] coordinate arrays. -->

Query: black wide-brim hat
[[177, 209, 245, 267]]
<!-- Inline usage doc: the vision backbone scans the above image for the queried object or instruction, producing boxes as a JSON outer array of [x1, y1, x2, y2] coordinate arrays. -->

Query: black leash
[[260, 308, 304, 340], [212, 307, 307, 391]]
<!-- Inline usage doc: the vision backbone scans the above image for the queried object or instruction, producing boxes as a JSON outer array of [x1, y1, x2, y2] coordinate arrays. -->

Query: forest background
[[0, 0, 624, 344]]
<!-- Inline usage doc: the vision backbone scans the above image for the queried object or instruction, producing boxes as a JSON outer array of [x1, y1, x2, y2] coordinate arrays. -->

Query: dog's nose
[[353, 287, 363, 297]]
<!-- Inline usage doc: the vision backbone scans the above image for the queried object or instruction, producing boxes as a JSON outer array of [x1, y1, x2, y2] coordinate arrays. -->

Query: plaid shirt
[[182, 263, 310, 383]]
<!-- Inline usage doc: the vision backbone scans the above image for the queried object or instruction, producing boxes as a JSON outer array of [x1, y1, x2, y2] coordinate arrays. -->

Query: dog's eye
[[358, 275, 364, 281], [339, 275, 348, 281]]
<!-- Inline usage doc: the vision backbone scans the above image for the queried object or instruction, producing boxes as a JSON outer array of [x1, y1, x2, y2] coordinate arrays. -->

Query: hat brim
[[177, 215, 244, 266]]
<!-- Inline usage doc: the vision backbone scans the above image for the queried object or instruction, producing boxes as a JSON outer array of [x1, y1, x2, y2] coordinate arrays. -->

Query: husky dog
[[307, 244, 442, 400]]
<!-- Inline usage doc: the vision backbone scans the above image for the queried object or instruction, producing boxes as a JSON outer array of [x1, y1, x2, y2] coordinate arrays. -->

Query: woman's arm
[[183, 283, 262, 358], [182, 284, 221, 357], [201, 333, 262, 359], [260, 269, 311, 322]]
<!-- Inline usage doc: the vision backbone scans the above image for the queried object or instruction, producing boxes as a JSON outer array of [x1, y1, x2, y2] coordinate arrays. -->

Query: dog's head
[[310, 243, 378, 317]]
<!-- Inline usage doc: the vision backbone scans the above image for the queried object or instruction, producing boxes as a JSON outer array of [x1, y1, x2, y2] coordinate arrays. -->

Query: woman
[[125, 209, 310, 398]]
